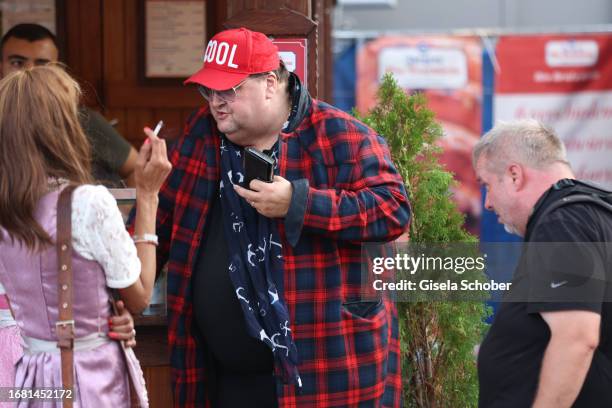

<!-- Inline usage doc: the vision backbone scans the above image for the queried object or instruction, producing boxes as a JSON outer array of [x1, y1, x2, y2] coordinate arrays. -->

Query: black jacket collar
[[282, 72, 311, 133]]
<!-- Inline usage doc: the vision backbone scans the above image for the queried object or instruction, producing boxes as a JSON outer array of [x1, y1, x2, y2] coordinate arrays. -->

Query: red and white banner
[[495, 34, 612, 187], [357, 36, 483, 235]]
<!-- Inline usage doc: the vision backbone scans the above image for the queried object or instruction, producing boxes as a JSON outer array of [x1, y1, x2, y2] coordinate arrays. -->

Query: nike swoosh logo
[[550, 280, 568, 289]]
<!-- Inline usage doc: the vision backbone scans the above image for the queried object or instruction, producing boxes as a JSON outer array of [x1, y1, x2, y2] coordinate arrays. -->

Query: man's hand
[[108, 300, 137, 348], [233, 176, 293, 218]]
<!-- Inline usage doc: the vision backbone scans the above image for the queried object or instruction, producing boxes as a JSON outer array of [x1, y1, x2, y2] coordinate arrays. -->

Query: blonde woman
[[0, 65, 171, 406]]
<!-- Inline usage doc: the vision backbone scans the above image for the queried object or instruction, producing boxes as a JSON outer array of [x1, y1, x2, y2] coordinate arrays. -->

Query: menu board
[[145, 0, 206, 78]]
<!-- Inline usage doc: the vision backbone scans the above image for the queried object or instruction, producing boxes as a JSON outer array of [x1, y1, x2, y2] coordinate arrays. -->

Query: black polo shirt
[[478, 185, 612, 407]]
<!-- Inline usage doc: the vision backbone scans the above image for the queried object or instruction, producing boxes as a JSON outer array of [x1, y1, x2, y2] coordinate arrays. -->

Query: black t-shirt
[[478, 187, 612, 408], [79, 107, 132, 187], [191, 196, 277, 407]]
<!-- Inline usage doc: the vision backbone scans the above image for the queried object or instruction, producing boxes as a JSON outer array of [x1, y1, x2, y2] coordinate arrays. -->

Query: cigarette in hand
[[152, 120, 164, 137]]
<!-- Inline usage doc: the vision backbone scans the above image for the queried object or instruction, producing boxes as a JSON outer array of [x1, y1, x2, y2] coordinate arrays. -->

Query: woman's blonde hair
[[0, 64, 92, 250]]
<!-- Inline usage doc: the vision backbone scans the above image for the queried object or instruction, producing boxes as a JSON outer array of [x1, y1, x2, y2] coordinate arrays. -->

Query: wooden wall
[[62, 0, 203, 146]]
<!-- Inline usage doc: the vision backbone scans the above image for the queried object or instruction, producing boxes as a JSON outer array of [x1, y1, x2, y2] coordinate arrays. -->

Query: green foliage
[[356, 74, 490, 407]]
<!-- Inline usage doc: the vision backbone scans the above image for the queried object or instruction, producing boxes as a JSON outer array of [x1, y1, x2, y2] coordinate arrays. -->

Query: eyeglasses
[[197, 72, 274, 103], [197, 77, 251, 103]]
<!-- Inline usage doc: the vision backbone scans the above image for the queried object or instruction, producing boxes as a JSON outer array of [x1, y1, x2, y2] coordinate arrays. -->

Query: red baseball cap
[[185, 27, 280, 90]]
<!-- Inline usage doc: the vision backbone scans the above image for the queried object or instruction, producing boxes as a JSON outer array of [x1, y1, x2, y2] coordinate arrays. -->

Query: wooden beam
[[224, 8, 316, 34], [105, 83, 202, 108]]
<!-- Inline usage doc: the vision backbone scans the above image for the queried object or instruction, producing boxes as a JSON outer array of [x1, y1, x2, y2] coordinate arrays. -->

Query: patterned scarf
[[219, 136, 301, 388]]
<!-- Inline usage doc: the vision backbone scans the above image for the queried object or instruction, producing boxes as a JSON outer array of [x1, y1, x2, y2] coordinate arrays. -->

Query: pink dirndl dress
[[0, 187, 148, 407]]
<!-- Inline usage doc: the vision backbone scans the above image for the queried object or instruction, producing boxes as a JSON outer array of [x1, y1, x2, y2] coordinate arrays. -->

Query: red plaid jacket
[[153, 98, 410, 407]]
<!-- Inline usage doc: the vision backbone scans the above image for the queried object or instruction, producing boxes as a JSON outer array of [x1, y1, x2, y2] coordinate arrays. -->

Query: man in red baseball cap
[[185, 27, 280, 91], [137, 27, 409, 408]]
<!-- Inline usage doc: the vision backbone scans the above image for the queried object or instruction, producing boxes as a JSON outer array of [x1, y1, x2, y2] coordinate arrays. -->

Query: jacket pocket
[[341, 299, 383, 320]]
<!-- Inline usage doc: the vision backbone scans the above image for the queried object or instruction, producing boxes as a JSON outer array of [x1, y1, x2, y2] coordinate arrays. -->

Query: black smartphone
[[243, 147, 274, 189]]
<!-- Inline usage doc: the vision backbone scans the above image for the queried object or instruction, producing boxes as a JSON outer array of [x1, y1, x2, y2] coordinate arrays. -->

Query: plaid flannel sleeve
[[153, 142, 184, 272], [285, 131, 410, 245]]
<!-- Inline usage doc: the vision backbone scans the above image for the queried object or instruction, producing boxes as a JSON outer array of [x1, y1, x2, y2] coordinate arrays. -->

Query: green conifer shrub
[[356, 74, 490, 407]]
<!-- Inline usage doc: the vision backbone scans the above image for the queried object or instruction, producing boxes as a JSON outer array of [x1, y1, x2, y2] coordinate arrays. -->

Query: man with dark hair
[[0, 23, 138, 187], [0, 23, 58, 68], [136, 27, 410, 407]]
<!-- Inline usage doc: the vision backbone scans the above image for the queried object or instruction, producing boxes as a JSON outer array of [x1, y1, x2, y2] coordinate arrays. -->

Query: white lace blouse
[[0, 185, 141, 297]]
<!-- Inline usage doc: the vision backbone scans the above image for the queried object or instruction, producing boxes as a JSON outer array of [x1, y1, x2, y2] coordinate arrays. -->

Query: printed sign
[[378, 45, 468, 89], [358, 36, 483, 235], [495, 34, 612, 188], [272, 38, 307, 85]]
